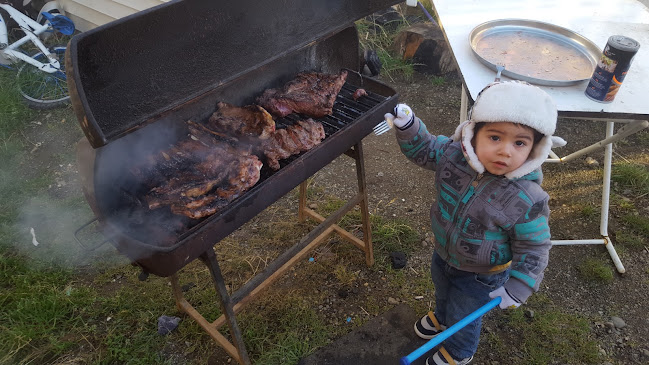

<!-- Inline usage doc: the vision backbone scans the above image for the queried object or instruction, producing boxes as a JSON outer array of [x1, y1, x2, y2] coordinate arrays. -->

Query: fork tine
[[373, 121, 386, 131], [373, 121, 387, 130], [373, 121, 391, 136]]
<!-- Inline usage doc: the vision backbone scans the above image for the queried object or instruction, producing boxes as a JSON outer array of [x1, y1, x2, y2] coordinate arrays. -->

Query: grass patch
[[579, 203, 597, 218], [621, 214, 649, 238], [430, 75, 445, 86], [356, 18, 415, 81], [577, 258, 614, 283], [318, 198, 420, 265], [615, 231, 645, 249], [0, 69, 35, 141], [241, 292, 333, 364], [0, 247, 87, 364], [612, 163, 649, 195], [497, 297, 600, 364]]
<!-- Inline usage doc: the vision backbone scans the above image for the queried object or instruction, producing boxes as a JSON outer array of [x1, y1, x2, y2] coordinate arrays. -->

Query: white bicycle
[[0, 1, 74, 109]]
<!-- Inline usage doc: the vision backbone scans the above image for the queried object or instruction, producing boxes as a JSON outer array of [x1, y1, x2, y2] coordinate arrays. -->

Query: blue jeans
[[430, 251, 510, 359]]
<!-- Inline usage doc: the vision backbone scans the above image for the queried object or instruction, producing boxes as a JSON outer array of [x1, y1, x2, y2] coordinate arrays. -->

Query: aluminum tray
[[469, 19, 602, 86]]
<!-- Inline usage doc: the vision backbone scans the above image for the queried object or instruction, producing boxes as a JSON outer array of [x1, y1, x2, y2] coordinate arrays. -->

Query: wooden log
[[392, 23, 457, 75]]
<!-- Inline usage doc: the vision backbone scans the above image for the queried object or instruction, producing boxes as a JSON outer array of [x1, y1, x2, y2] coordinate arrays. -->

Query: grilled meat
[[139, 136, 262, 219], [262, 119, 325, 170], [133, 75, 331, 220], [206, 102, 275, 139], [257, 70, 347, 118], [353, 88, 367, 101]]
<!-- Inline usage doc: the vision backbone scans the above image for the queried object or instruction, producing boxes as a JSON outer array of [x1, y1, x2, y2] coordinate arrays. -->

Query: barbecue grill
[[68, 0, 400, 363]]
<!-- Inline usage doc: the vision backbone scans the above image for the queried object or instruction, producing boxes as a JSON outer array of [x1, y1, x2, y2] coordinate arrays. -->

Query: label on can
[[585, 35, 640, 103]]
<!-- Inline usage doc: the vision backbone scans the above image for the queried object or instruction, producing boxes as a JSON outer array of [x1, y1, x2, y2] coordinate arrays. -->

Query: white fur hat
[[451, 81, 567, 179]]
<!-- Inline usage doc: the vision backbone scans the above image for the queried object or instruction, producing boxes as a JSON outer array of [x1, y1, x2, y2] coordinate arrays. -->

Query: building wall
[[58, 0, 169, 32]]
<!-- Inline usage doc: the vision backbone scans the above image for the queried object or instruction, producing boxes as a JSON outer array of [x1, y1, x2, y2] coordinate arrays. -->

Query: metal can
[[585, 35, 640, 103]]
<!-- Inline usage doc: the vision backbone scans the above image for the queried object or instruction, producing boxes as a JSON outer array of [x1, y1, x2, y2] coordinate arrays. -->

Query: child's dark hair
[[473, 122, 544, 145]]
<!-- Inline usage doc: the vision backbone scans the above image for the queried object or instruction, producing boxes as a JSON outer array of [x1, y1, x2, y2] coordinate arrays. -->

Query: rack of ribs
[[257, 70, 347, 118]]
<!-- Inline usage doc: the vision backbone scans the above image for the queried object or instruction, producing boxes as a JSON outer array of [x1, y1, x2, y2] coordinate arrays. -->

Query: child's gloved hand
[[489, 286, 521, 309], [383, 104, 415, 130]]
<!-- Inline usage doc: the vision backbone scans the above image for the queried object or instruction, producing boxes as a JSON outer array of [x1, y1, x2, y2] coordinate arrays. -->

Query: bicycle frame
[[0, 3, 61, 73]]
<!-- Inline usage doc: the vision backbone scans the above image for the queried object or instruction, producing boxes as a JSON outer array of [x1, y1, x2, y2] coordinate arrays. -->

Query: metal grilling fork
[[372, 117, 392, 136]]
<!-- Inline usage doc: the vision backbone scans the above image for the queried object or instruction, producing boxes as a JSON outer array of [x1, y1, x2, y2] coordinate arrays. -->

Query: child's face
[[473, 122, 535, 176]]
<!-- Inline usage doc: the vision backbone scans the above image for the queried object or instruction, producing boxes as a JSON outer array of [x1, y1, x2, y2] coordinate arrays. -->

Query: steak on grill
[[261, 119, 326, 170], [257, 70, 348, 118], [207, 102, 276, 139], [135, 116, 324, 219], [137, 132, 263, 220]]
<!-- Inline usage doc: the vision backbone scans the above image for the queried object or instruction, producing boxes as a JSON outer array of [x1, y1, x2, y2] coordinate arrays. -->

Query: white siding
[[58, 0, 169, 32]]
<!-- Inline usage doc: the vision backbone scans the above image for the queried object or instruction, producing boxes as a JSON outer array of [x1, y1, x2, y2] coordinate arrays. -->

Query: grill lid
[[66, 0, 401, 148]]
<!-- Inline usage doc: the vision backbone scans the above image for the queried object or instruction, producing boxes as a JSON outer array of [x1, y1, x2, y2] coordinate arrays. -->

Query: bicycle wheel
[[16, 46, 70, 110]]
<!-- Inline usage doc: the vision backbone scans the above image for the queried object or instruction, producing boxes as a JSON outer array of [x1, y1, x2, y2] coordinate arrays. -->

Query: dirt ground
[[301, 71, 649, 364]]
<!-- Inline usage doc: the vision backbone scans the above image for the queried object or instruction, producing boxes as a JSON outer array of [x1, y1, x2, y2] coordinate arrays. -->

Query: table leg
[[600, 122, 624, 273], [550, 121, 629, 273], [460, 86, 469, 122]]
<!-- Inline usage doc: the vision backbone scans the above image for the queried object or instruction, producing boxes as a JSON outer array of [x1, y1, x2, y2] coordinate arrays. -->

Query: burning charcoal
[[157, 315, 181, 335]]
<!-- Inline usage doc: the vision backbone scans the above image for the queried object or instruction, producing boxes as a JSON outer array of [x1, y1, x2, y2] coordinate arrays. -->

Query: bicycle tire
[[16, 46, 70, 110]]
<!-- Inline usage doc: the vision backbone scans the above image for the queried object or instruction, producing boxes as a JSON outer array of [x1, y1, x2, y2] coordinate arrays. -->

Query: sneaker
[[414, 311, 447, 339], [426, 349, 473, 365]]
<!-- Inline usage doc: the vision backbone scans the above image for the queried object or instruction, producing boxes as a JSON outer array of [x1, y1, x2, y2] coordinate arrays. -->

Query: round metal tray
[[469, 19, 602, 86]]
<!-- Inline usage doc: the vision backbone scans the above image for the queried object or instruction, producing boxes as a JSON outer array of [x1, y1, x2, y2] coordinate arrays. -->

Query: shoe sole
[[414, 320, 439, 340]]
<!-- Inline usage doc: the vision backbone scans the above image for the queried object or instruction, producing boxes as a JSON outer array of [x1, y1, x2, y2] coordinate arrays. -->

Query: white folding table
[[430, 0, 649, 273]]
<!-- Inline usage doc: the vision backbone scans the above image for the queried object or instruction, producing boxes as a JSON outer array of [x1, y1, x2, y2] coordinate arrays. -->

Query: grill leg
[[352, 141, 374, 266], [198, 249, 251, 365], [298, 179, 308, 222], [298, 141, 374, 266]]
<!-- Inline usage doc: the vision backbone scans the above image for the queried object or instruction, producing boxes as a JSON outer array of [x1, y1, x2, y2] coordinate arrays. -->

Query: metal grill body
[[68, 0, 400, 363]]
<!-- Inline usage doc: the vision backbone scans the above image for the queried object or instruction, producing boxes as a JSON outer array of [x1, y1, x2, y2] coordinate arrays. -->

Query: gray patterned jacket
[[396, 119, 552, 303]]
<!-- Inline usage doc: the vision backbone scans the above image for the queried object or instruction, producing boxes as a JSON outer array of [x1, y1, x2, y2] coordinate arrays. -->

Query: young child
[[384, 81, 566, 365]]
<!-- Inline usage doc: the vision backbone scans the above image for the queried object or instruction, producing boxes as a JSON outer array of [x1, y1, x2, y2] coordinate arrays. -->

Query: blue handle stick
[[400, 297, 501, 365]]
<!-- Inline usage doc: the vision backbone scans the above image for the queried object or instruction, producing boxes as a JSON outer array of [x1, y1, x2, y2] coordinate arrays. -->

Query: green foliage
[[0, 69, 35, 141], [356, 18, 415, 81], [612, 163, 649, 194], [615, 231, 645, 249], [500, 302, 600, 364], [0, 249, 85, 364], [577, 258, 614, 283], [241, 293, 332, 364], [579, 203, 597, 218], [430, 75, 445, 86], [620, 214, 649, 239]]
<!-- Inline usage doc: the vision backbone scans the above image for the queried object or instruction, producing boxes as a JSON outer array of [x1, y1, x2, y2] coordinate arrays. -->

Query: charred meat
[[261, 118, 325, 170], [353, 88, 367, 101], [206, 102, 275, 139], [257, 70, 347, 118], [136, 134, 262, 220]]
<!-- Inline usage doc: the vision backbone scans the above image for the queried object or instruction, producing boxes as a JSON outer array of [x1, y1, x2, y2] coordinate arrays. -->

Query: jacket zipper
[[445, 172, 485, 245], [471, 173, 484, 187]]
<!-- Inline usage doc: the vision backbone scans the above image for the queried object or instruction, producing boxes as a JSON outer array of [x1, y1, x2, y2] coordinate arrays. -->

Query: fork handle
[[495, 70, 503, 82]]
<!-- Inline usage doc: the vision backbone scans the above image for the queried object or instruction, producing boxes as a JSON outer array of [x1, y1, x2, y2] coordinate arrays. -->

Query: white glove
[[489, 286, 521, 309], [383, 104, 415, 130]]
